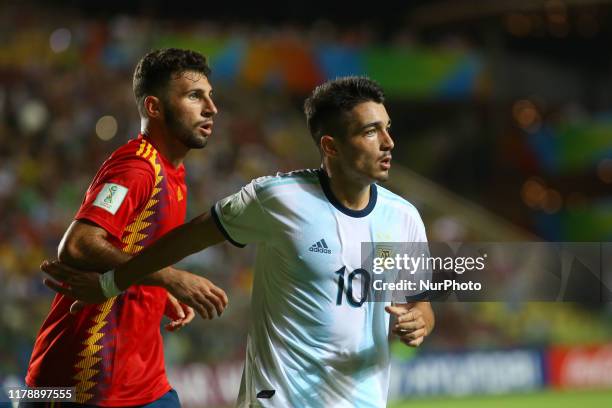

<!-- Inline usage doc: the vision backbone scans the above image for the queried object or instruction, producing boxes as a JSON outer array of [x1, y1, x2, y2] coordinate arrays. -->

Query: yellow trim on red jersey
[[74, 297, 116, 403], [135, 139, 147, 156], [122, 149, 163, 254], [73, 142, 165, 403]]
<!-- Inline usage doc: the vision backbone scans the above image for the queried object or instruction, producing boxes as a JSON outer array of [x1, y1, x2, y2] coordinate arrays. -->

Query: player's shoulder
[[251, 169, 320, 194], [104, 137, 158, 172], [376, 184, 422, 218]]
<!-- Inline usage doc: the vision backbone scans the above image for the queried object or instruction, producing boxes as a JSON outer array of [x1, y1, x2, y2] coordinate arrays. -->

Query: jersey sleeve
[[75, 158, 155, 241], [211, 180, 271, 247], [398, 209, 431, 302], [411, 213, 428, 243]]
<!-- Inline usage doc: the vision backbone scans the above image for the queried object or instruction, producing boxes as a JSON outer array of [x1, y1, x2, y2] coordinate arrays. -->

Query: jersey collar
[[139, 133, 185, 174], [317, 169, 377, 218]]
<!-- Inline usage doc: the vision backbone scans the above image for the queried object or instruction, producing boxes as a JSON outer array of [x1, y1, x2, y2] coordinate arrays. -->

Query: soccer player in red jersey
[[22, 49, 228, 407]]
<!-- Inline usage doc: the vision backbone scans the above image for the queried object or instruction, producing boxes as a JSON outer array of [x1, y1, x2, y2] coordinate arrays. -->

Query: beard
[[164, 102, 208, 149]]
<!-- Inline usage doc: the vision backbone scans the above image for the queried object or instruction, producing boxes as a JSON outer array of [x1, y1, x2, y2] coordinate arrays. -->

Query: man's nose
[[203, 98, 218, 116], [381, 130, 394, 151]]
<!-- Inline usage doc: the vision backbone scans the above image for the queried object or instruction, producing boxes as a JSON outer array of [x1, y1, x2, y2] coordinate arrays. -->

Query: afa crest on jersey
[[376, 245, 393, 260]]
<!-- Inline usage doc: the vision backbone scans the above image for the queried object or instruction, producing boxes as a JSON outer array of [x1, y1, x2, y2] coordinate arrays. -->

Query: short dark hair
[[304, 76, 385, 145], [133, 48, 212, 117]]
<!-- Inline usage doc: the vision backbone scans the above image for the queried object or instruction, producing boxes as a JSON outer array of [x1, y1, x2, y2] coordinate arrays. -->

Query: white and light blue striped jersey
[[212, 169, 427, 408]]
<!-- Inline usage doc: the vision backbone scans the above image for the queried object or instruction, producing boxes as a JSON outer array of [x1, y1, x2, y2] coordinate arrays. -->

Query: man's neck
[[322, 165, 371, 211], [141, 123, 188, 168]]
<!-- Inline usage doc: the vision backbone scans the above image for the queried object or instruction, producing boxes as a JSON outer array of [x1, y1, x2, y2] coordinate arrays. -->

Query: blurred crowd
[[2, 2, 612, 382]]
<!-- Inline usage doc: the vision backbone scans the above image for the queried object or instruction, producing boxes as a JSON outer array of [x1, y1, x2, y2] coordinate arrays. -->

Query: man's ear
[[144, 95, 162, 118], [320, 135, 339, 158]]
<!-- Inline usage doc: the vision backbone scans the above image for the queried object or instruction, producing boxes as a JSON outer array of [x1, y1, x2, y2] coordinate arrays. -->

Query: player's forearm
[[139, 268, 187, 288], [59, 221, 177, 289], [114, 211, 224, 290]]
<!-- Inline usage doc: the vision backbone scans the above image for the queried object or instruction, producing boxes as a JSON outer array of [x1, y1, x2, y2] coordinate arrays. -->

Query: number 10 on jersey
[[335, 266, 371, 307]]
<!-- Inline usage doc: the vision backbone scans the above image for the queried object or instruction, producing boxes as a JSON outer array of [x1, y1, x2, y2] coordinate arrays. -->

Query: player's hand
[[41, 260, 107, 304], [385, 303, 428, 347], [165, 269, 228, 320], [164, 292, 195, 332]]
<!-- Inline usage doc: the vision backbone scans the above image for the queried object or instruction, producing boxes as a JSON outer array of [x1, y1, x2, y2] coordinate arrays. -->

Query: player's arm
[[59, 218, 180, 287], [55, 218, 224, 320], [42, 211, 227, 315], [59, 219, 127, 269], [43, 180, 265, 314], [110, 211, 225, 290], [385, 216, 434, 347], [385, 301, 435, 347]]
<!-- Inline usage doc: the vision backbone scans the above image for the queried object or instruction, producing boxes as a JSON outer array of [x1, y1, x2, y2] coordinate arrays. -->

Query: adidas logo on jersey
[[309, 239, 331, 254]]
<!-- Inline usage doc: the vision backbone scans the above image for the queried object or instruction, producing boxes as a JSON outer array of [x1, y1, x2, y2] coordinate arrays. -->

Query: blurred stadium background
[[2, 0, 612, 406]]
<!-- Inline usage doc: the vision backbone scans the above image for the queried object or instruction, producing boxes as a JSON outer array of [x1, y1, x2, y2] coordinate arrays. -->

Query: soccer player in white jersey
[[42, 76, 435, 408]]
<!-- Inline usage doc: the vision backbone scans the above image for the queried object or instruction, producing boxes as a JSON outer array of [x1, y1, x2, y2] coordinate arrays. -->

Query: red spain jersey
[[26, 134, 187, 406]]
